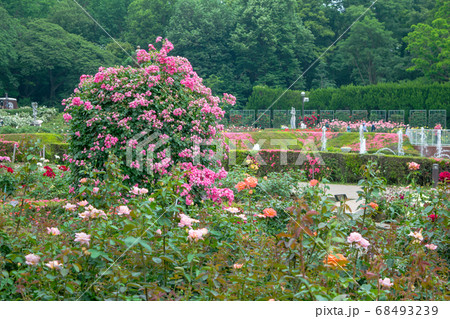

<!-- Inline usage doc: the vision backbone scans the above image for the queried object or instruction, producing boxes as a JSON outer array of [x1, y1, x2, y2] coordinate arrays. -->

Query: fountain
[[359, 125, 366, 154], [436, 129, 442, 158], [397, 129, 404, 156], [321, 126, 327, 151], [420, 127, 427, 157]]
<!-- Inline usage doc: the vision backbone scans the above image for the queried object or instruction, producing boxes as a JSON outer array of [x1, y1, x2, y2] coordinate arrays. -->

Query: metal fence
[[428, 110, 446, 128], [272, 110, 290, 128], [229, 110, 255, 126], [388, 110, 405, 123], [370, 110, 386, 121], [409, 110, 427, 128], [352, 110, 368, 121], [255, 109, 271, 128], [320, 110, 334, 120], [335, 110, 351, 121], [223, 109, 446, 128]]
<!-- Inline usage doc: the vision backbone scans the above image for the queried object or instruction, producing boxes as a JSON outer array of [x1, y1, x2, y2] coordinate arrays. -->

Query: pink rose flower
[[116, 205, 131, 216], [47, 227, 61, 236], [92, 187, 99, 193], [188, 228, 208, 241], [425, 244, 437, 250], [379, 278, 394, 288], [46, 260, 62, 270], [25, 254, 40, 266], [156, 229, 162, 235], [74, 232, 91, 246], [347, 232, 370, 248], [63, 203, 77, 211], [233, 263, 243, 269], [77, 200, 89, 207], [178, 214, 200, 228]]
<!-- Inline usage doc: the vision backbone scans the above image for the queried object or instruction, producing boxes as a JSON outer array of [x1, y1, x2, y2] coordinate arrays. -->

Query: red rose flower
[[58, 165, 69, 172], [428, 214, 437, 222], [439, 171, 450, 183], [43, 166, 56, 178]]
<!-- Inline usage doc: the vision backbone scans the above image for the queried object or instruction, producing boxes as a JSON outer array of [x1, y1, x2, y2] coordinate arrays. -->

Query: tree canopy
[[0, 0, 447, 107]]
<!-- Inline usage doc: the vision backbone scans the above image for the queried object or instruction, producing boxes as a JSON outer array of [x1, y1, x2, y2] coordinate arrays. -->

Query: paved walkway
[[298, 182, 363, 213]]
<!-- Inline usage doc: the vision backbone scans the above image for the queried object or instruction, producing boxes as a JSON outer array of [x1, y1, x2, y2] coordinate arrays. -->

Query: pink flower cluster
[[188, 228, 208, 241], [408, 162, 420, 171], [64, 38, 235, 206], [347, 232, 370, 248], [178, 213, 200, 228]]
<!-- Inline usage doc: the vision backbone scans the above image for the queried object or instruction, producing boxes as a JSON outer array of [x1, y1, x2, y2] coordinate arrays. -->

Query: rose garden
[[0, 40, 448, 301]]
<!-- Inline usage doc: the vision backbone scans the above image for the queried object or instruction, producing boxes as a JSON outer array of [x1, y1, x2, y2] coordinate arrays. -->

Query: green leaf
[[317, 222, 327, 229], [72, 263, 82, 272], [152, 257, 162, 264], [332, 237, 345, 243]]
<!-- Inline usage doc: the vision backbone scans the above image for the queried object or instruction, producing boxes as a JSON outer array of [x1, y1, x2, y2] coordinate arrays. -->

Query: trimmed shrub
[[225, 150, 450, 186]]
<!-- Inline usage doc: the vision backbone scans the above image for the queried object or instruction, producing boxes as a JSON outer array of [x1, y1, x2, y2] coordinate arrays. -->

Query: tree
[[16, 20, 118, 106], [230, 0, 315, 100], [335, 10, 402, 85], [126, 0, 175, 47], [295, 0, 335, 49], [48, 0, 98, 43], [166, 0, 237, 97], [404, 0, 449, 81], [0, 6, 21, 96]]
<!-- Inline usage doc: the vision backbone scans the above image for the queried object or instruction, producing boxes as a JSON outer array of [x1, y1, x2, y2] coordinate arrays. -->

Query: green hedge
[[225, 150, 450, 186], [245, 83, 450, 125], [0, 133, 68, 161]]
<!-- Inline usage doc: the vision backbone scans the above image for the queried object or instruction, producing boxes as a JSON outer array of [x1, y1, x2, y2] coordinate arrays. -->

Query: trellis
[[320, 110, 334, 120], [352, 110, 368, 121], [335, 110, 351, 121], [409, 110, 427, 128], [428, 110, 446, 128], [272, 110, 290, 128], [255, 109, 271, 129], [369, 110, 386, 122], [388, 110, 405, 123], [229, 110, 255, 127]]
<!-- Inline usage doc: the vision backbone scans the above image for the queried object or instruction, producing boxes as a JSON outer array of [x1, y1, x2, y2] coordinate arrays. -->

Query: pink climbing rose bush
[[63, 38, 235, 205]]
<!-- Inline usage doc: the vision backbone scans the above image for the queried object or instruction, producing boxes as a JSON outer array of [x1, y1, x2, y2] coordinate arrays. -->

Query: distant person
[[371, 124, 376, 132], [346, 125, 351, 132], [362, 122, 367, 132]]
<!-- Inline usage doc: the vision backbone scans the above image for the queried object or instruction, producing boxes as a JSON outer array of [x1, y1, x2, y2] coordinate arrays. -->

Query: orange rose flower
[[323, 253, 349, 269], [244, 176, 258, 188], [263, 208, 277, 218], [368, 202, 378, 210], [309, 179, 319, 187], [235, 181, 247, 192]]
